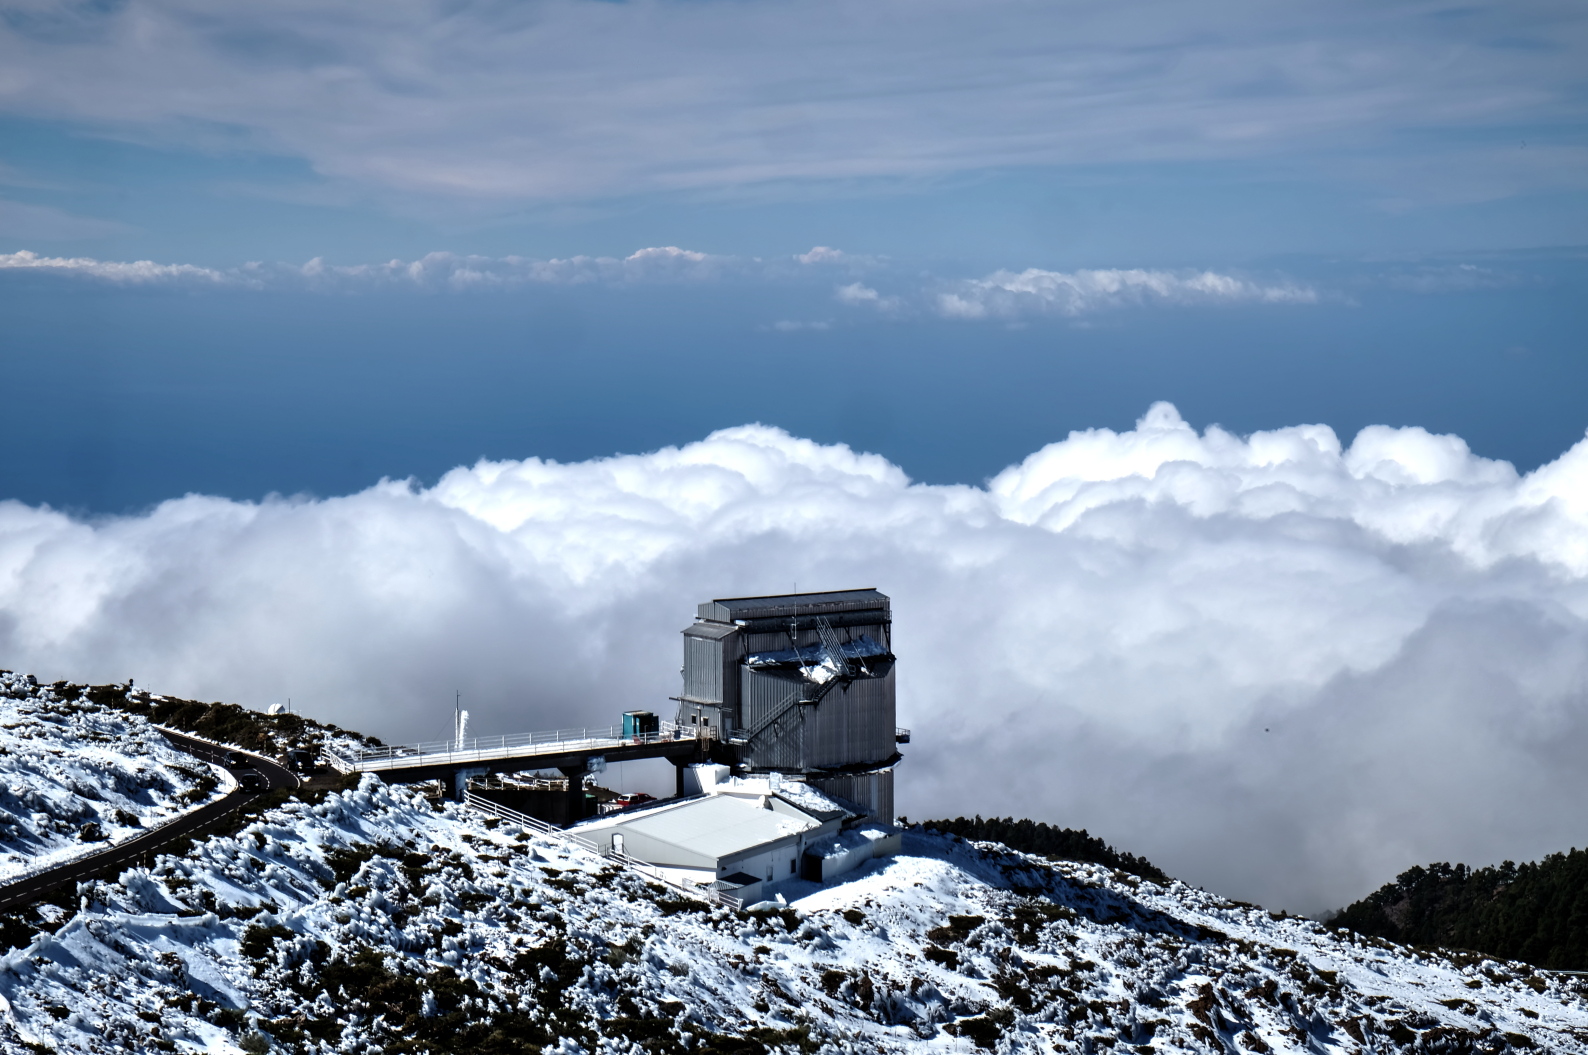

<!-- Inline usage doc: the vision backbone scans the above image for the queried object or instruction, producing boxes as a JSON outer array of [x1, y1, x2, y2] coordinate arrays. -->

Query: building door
[[613, 834, 624, 855]]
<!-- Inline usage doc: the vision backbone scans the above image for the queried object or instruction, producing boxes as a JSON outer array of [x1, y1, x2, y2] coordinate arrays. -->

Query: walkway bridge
[[325, 721, 712, 798]]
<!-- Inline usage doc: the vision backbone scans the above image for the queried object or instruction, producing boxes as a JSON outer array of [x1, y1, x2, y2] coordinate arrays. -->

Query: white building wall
[[723, 841, 802, 884]]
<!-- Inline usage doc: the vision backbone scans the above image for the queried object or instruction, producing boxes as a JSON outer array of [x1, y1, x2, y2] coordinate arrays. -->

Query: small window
[[789, 859, 796, 874]]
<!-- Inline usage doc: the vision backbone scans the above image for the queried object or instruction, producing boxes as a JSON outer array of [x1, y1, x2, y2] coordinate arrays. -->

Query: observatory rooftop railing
[[325, 721, 695, 773]]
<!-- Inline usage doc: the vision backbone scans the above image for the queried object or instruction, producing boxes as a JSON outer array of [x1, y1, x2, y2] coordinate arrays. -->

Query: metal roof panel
[[700, 589, 889, 622], [610, 794, 820, 859], [683, 622, 739, 640]]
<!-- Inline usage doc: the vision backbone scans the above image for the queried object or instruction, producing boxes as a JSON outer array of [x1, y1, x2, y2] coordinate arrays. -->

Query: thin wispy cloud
[[1372, 262, 1530, 294], [766, 320, 832, 333], [0, 0, 1580, 205], [0, 200, 135, 241]]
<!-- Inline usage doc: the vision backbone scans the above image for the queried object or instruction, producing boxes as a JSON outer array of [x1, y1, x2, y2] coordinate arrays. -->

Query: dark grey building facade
[[674, 589, 901, 822]]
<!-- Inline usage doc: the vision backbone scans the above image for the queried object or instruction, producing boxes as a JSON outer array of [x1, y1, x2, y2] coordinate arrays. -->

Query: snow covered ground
[[2, 763, 1585, 1054], [0, 672, 233, 885]]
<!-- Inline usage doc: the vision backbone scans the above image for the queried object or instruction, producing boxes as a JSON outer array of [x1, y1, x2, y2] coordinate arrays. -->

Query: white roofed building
[[571, 766, 895, 902]]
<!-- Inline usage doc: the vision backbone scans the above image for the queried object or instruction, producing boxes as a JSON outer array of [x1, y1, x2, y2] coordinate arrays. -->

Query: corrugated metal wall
[[739, 666, 895, 771], [683, 593, 898, 819], [682, 625, 742, 731], [808, 770, 894, 825], [737, 668, 805, 768], [683, 634, 724, 704]]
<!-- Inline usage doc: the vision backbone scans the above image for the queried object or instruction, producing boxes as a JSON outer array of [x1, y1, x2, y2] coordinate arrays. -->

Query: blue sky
[[0, 2, 1584, 509], [3, 255, 1585, 511], [1, 1, 1584, 514]]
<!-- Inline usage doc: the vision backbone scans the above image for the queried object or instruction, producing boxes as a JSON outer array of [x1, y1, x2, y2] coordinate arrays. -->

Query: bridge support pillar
[[558, 766, 588, 825], [451, 767, 487, 801]]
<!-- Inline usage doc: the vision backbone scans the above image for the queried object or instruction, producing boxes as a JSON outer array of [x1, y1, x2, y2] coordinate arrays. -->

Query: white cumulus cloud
[[0, 248, 1328, 326], [937, 267, 1318, 318], [296, 247, 734, 289], [836, 282, 881, 304], [4, 404, 1588, 913], [835, 281, 905, 313], [0, 247, 740, 291], [796, 246, 848, 265], [0, 249, 230, 284]]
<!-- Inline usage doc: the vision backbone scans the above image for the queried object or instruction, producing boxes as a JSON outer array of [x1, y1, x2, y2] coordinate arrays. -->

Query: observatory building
[[673, 589, 902, 823]]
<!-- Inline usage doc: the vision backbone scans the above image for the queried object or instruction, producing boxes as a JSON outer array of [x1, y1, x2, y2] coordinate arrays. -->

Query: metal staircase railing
[[742, 684, 804, 745], [814, 616, 851, 675]]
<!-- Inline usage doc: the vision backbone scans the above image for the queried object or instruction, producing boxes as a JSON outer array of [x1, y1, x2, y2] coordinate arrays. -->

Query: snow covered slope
[[0, 672, 231, 884], [2, 767, 1585, 1054]]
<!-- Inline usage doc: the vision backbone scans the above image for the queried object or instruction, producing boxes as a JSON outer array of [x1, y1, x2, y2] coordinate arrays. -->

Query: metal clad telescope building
[[674, 589, 902, 822]]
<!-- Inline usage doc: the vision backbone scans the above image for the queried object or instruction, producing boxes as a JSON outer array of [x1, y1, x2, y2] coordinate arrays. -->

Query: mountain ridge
[[1331, 852, 1588, 973], [1, 675, 1587, 1053]]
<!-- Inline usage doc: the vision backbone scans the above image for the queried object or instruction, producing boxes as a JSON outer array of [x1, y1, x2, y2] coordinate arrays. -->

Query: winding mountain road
[[0, 730, 298, 912]]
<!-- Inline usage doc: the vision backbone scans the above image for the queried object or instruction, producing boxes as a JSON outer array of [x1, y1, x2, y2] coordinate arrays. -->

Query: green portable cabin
[[623, 710, 659, 738]]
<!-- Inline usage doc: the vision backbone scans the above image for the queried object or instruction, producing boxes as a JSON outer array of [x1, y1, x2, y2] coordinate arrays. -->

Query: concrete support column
[[558, 766, 587, 825], [451, 767, 487, 801]]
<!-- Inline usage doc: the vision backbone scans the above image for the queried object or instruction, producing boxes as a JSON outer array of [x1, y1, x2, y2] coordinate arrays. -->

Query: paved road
[[0, 730, 299, 913]]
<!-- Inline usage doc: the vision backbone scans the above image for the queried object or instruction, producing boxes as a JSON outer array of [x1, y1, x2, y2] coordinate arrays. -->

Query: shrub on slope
[[1332, 852, 1588, 971], [3, 778, 1585, 1054], [920, 815, 1167, 881], [76, 681, 378, 761]]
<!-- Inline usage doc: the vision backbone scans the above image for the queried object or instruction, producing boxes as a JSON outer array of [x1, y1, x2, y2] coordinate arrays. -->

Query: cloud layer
[[2, 247, 1321, 322], [935, 267, 1319, 318], [1, 0, 1582, 203], [4, 405, 1588, 912], [0, 247, 741, 290], [0, 249, 228, 284]]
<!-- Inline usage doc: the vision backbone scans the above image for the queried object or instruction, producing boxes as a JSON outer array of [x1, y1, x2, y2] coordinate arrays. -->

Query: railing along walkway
[[462, 790, 742, 911], [326, 722, 696, 773]]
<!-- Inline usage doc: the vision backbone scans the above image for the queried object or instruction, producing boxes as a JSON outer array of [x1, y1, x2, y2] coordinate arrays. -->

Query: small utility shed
[[571, 774, 850, 894]]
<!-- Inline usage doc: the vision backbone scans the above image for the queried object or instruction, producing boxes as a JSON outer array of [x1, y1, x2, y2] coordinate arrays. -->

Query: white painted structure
[[803, 825, 904, 881], [572, 768, 897, 901]]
